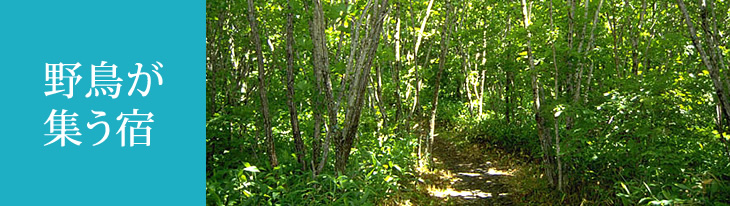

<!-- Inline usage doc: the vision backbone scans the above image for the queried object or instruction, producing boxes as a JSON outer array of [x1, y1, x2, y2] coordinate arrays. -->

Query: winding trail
[[416, 132, 520, 205]]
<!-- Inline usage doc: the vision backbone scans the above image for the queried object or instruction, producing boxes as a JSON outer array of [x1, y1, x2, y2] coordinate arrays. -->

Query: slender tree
[[427, 0, 451, 166], [285, 0, 305, 170], [247, 0, 278, 167], [522, 0, 555, 187], [677, 0, 730, 140], [336, 0, 390, 173], [307, 0, 339, 175]]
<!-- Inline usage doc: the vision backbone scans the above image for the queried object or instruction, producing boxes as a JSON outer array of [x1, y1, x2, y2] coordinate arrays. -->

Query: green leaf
[[620, 182, 631, 195], [674, 183, 690, 190], [244, 166, 260, 173]]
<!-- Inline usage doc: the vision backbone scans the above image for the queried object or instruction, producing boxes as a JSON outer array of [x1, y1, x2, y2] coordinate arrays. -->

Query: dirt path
[[416, 132, 520, 205]]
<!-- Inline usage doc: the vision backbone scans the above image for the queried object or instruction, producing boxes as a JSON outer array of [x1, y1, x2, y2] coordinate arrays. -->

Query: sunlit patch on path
[[416, 132, 519, 205], [429, 187, 501, 199]]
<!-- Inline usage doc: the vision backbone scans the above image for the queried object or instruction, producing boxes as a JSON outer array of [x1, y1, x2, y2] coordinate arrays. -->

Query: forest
[[206, 0, 730, 205]]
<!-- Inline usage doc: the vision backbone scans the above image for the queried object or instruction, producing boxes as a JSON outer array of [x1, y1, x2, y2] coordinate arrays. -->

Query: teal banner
[[0, 1, 205, 205]]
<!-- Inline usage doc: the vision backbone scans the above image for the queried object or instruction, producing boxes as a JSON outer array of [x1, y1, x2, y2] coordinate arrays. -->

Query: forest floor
[[390, 128, 541, 205]]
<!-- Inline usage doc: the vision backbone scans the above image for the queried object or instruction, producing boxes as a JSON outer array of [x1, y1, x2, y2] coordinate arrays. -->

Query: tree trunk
[[522, 0, 555, 187], [505, 70, 512, 124], [428, 0, 451, 167], [479, 70, 486, 115], [311, 99, 323, 173], [393, 2, 403, 131], [503, 16, 513, 124], [247, 0, 278, 168], [335, 0, 390, 173], [414, 0, 435, 61], [548, 0, 562, 192], [285, 0, 306, 171], [307, 0, 339, 175], [376, 64, 388, 128], [565, 0, 576, 130], [718, 105, 730, 160], [462, 47, 474, 114], [677, 0, 730, 130], [409, 0, 435, 122], [608, 9, 621, 78], [577, 0, 603, 102]]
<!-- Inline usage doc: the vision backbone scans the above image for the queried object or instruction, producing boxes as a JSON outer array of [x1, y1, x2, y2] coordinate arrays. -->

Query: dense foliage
[[207, 0, 730, 205]]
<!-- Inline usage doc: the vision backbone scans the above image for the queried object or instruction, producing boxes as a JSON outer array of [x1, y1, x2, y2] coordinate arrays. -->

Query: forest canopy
[[206, 0, 730, 205]]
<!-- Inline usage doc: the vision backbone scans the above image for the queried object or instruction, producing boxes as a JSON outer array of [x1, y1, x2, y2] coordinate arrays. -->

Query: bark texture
[[247, 0, 278, 167]]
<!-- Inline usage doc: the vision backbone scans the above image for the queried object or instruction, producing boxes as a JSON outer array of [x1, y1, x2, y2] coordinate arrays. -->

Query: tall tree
[[336, 0, 391, 173], [409, 0, 435, 121], [307, 0, 338, 175], [522, 0, 555, 187], [285, 0, 305, 170], [427, 0, 451, 166], [392, 2, 403, 131], [247, 0, 278, 168], [677, 0, 730, 139], [548, 0, 563, 192]]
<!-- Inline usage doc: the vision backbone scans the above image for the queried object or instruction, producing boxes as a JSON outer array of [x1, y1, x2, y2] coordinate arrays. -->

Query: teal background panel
[[0, 1, 205, 205]]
